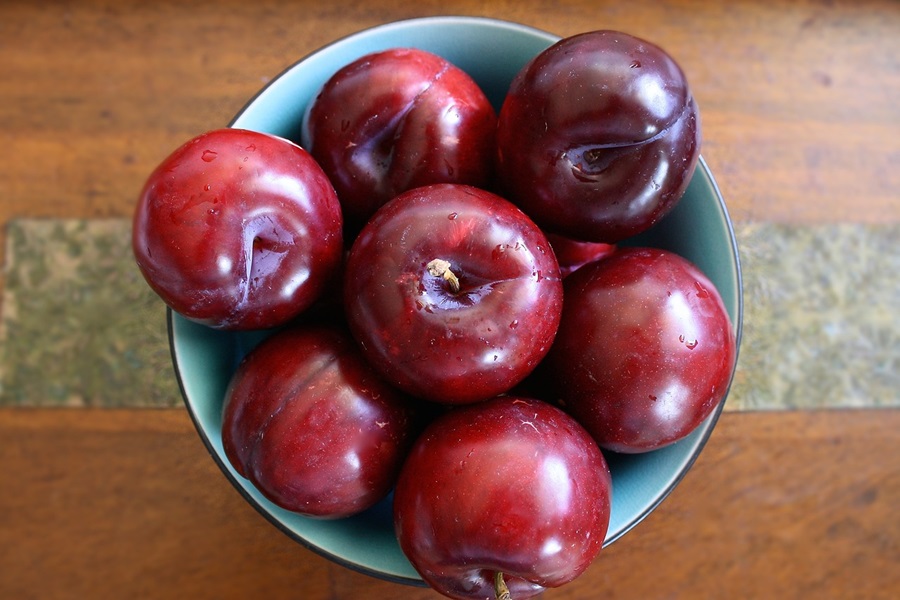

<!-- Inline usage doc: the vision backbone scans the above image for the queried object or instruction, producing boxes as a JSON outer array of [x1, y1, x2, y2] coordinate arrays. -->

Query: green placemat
[[728, 222, 898, 410], [0, 219, 179, 407], [0, 218, 897, 409]]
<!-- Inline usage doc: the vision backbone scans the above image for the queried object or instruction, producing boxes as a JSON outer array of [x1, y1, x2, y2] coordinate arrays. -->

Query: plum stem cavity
[[494, 572, 511, 600], [426, 258, 460, 293]]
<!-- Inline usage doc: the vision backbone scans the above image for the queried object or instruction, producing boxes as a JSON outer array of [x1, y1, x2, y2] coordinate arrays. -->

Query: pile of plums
[[133, 30, 736, 600]]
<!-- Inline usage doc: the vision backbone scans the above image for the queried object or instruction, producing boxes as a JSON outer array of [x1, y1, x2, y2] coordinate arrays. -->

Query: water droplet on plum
[[679, 334, 698, 349]]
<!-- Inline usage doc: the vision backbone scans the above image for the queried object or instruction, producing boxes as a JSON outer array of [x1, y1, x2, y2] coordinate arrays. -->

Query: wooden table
[[1, 1, 898, 598]]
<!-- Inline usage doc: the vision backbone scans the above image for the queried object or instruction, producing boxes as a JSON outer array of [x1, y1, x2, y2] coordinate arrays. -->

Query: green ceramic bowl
[[169, 16, 743, 586]]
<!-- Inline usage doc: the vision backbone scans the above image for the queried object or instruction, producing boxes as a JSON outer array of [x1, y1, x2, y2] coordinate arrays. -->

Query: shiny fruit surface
[[305, 48, 497, 230], [343, 184, 562, 404], [497, 31, 700, 243], [394, 396, 611, 599], [221, 325, 418, 518], [133, 128, 343, 330], [546, 247, 736, 453]]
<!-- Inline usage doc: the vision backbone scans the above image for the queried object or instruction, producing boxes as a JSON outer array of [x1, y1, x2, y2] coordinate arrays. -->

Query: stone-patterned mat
[[0, 220, 179, 407], [729, 222, 898, 409], [0, 219, 897, 409]]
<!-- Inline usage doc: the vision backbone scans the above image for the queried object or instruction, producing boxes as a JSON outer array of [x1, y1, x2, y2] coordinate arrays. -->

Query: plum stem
[[494, 572, 511, 600], [426, 258, 460, 293]]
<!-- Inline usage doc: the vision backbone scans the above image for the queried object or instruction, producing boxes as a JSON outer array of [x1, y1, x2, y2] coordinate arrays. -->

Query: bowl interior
[[170, 16, 743, 586]]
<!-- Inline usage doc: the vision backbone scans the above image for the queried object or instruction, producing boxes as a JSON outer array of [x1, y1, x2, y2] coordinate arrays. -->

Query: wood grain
[[0, 0, 897, 234], [1, 408, 897, 599], [1, 1, 899, 598]]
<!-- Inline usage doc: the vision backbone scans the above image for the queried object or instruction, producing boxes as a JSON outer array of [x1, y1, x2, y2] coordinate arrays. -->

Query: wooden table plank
[[1, 0, 899, 598], [1, 0, 898, 239], [1, 408, 897, 599]]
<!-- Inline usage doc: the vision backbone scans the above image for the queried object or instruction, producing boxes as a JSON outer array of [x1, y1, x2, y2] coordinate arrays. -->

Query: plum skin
[[221, 325, 419, 519], [132, 128, 343, 330], [305, 48, 497, 230], [496, 30, 701, 244], [393, 396, 612, 600], [342, 183, 563, 405], [545, 247, 737, 453]]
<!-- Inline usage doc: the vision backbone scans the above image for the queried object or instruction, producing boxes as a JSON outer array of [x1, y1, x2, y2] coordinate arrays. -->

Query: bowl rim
[[169, 14, 744, 587], [168, 306, 429, 586], [226, 15, 561, 129], [603, 153, 744, 547]]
